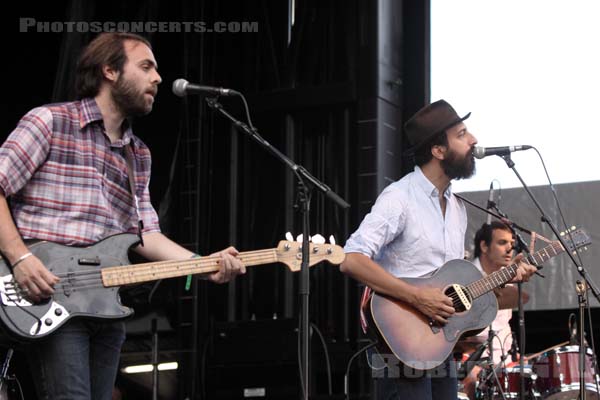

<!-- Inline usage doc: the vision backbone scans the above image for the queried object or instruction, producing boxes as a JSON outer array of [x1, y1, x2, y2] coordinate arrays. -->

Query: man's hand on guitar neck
[[206, 246, 246, 284], [410, 286, 455, 324], [509, 254, 537, 283], [12, 255, 60, 303]]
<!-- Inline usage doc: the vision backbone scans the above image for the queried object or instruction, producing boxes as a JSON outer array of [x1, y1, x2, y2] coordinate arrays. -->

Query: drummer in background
[[460, 221, 530, 399]]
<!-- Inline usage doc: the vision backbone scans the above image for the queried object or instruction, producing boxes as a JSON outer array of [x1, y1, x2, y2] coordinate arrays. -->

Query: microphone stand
[[493, 203, 531, 400], [152, 318, 159, 400], [576, 280, 588, 400], [204, 96, 350, 400], [498, 153, 599, 400]]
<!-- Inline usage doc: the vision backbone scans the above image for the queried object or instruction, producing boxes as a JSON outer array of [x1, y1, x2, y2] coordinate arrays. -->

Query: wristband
[[186, 254, 201, 291]]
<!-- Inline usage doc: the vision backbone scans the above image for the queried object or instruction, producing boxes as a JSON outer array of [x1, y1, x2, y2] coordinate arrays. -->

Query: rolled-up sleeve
[[344, 188, 405, 258], [0, 107, 53, 197]]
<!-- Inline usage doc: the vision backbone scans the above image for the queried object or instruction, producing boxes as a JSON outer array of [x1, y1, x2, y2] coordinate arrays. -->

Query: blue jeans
[[26, 320, 126, 400], [371, 352, 458, 400]]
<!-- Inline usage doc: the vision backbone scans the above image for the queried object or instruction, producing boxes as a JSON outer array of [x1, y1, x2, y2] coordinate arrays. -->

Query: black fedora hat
[[404, 100, 471, 152]]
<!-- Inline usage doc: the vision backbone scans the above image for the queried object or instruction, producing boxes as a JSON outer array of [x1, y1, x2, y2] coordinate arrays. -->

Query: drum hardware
[[0, 348, 22, 400], [0, 349, 12, 400], [475, 360, 540, 400], [474, 329, 517, 400], [458, 338, 490, 379]]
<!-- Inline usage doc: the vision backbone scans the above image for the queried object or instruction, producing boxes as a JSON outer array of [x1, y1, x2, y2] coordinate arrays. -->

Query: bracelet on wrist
[[11, 252, 33, 269]]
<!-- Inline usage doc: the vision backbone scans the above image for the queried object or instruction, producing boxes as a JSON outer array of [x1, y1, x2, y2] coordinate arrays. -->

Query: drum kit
[[456, 340, 600, 400]]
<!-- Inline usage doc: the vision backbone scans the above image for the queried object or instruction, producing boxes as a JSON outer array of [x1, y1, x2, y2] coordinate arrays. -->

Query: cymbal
[[495, 285, 529, 309]]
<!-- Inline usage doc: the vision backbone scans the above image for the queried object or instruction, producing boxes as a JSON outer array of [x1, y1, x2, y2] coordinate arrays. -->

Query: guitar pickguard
[[29, 301, 69, 336]]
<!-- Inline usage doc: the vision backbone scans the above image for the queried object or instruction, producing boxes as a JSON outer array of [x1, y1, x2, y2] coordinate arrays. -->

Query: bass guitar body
[[0, 234, 137, 341]]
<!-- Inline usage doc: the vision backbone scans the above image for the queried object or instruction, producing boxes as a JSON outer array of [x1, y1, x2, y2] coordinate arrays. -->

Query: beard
[[111, 75, 154, 117], [441, 147, 476, 180]]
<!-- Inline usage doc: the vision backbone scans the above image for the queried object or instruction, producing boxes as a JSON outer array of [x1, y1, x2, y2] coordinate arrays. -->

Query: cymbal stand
[[480, 328, 509, 400]]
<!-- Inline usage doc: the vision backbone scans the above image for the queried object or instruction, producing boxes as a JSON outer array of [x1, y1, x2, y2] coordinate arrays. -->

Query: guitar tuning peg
[[571, 225, 576, 230], [329, 235, 336, 245], [285, 232, 294, 242], [312, 234, 325, 244], [296, 234, 311, 243], [560, 231, 565, 236], [585, 246, 588, 251]]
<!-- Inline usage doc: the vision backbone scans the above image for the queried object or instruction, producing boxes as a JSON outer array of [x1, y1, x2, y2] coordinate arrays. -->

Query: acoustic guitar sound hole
[[444, 285, 472, 313]]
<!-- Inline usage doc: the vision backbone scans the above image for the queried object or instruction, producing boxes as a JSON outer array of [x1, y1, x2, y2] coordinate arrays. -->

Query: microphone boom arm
[[203, 97, 350, 209]]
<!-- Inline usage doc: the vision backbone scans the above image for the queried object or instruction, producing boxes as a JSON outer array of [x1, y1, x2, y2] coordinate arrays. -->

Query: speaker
[[205, 319, 299, 399]]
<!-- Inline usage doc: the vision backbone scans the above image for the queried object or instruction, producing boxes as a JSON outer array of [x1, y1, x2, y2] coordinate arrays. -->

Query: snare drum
[[532, 345, 600, 400]]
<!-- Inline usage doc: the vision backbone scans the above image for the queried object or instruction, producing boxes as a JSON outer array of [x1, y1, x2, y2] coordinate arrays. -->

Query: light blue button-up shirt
[[344, 166, 467, 278]]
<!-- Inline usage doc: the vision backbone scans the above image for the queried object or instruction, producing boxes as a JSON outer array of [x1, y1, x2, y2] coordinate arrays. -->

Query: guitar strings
[[37, 253, 277, 282], [3, 251, 295, 297], [47, 250, 284, 280]]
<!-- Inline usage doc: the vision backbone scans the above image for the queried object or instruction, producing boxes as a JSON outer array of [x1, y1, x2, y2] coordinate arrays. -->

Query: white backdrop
[[431, 0, 600, 193], [431, 1, 600, 309]]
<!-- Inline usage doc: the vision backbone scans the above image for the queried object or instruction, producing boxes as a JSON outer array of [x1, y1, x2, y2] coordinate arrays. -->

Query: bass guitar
[[0, 233, 345, 341]]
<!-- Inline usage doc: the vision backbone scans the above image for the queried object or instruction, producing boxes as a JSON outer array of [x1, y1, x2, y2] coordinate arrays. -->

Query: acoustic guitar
[[365, 228, 590, 370]]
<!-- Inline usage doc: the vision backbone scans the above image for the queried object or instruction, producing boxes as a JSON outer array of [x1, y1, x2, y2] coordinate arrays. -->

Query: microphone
[[172, 78, 239, 97], [486, 181, 494, 225], [473, 145, 532, 159]]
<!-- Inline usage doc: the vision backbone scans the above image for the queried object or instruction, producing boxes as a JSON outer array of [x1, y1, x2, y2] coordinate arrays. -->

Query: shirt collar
[[472, 257, 484, 273], [79, 97, 135, 148], [413, 166, 453, 200], [79, 97, 103, 129]]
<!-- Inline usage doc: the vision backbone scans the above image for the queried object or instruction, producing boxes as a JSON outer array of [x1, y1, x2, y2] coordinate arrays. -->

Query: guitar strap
[[529, 230, 553, 255], [360, 286, 372, 333], [124, 144, 145, 246]]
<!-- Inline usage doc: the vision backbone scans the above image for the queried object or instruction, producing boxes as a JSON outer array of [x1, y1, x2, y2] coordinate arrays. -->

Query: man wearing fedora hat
[[341, 100, 535, 399]]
